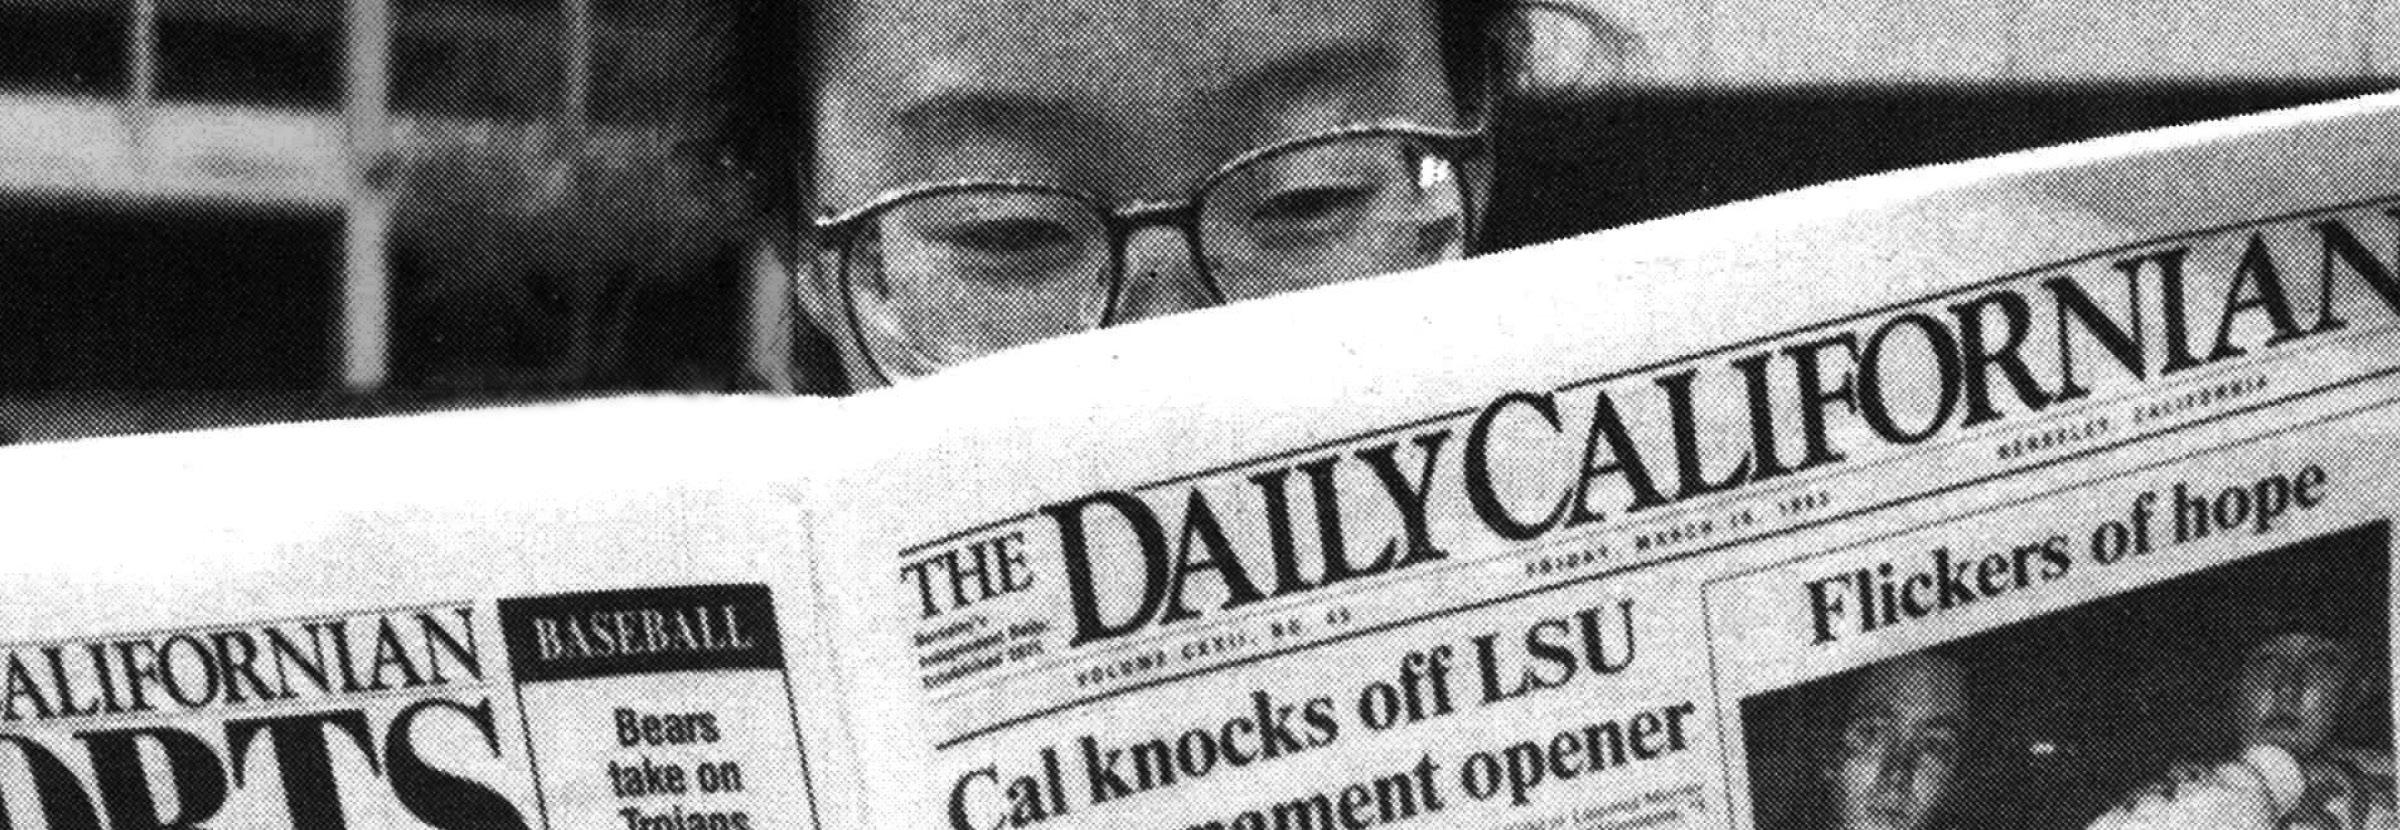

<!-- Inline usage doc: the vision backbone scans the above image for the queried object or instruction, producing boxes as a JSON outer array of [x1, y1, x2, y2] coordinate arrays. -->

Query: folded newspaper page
[[0, 400, 841, 830], [4, 91, 2398, 830]]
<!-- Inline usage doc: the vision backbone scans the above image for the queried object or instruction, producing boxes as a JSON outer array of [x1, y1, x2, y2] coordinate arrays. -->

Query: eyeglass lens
[[842, 134, 1470, 376], [1200, 135, 1468, 301], [844, 192, 1113, 370]]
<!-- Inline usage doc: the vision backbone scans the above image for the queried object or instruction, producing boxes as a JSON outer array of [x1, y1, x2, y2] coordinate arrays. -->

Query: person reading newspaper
[[717, 0, 1569, 387], [1, 77, 2396, 830], [2089, 630, 2395, 830]]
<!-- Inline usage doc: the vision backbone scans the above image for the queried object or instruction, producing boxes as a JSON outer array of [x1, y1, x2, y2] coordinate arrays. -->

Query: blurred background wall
[[0, 0, 2393, 442]]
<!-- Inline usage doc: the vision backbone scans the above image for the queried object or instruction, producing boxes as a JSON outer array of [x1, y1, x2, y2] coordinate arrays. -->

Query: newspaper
[[3, 92, 2398, 830], [0, 400, 842, 830]]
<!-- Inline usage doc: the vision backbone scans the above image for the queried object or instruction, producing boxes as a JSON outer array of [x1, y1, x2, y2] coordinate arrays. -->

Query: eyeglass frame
[[808, 119, 1493, 382]]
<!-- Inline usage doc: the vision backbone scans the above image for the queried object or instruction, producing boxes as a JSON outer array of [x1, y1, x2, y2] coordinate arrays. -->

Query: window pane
[[0, 204, 337, 390], [157, 8, 339, 108], [394, 0, 562, 118], [0, 4, 126, 97]]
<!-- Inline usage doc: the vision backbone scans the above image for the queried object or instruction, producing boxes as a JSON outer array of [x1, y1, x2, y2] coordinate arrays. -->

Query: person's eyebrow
[[1846, 706, 1894, 725], [892, 87, 1091, 146], [1218, 38, 1412, 114]]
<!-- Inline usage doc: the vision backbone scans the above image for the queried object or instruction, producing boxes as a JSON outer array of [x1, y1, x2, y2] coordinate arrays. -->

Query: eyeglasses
[[812, 121, 1489, 382]]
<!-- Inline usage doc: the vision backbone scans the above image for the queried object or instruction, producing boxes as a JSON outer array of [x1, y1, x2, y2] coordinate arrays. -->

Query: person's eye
[[932, 218, 1082, 255], [1248, 182, 1381, 228], [1920, 729, 1962, 763], [1842, 719, 1886, 751]]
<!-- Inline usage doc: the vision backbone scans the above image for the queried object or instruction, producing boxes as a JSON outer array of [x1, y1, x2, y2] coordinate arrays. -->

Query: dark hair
[[713, 0, 1535, 228]]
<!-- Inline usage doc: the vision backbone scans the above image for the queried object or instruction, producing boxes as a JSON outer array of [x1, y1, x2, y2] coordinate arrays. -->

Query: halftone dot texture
[[2, 0, 2392, 441]]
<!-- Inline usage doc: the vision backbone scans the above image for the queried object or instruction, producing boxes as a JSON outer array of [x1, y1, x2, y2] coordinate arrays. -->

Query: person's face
[[804, 0, 1469, 385], [2235, 632, 2358, 755], [1829, 655, 1967, 830]]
